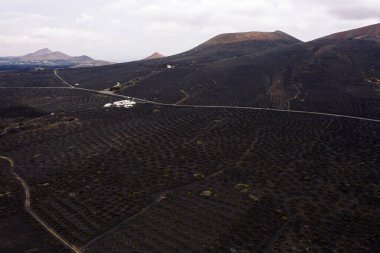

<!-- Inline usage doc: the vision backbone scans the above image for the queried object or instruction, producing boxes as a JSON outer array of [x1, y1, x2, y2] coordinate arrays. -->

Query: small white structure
[[167, 65, 174, 69], [104, 100, 136, 109], [74, 83, 80, 86]]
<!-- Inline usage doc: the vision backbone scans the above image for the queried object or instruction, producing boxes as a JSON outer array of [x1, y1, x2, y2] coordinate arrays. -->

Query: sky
[[0, 0, 379, 62]]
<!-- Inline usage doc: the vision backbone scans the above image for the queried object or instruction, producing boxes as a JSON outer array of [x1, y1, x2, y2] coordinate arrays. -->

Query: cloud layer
[[0, 0, 379, 61]]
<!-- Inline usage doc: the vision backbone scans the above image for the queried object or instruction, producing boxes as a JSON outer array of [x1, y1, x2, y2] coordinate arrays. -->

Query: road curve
[[0, 155, 82, 253]]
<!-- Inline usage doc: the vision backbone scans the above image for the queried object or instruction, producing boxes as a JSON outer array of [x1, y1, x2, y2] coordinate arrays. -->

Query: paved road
[[6, 69, 380, 123], [54, 69, 74, 88], [173, 104, 380, 123], [0, 155, 82, 253], [1, 83, 380, 124]]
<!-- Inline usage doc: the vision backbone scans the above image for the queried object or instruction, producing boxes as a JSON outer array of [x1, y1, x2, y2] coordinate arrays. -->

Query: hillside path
[[0, 155, 82, 253]]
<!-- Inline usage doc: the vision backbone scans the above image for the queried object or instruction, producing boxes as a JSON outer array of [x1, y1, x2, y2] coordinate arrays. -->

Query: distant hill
[[0, 48, 113, 68], [144, 52, 165, 60], [320, 23, 380, 42]]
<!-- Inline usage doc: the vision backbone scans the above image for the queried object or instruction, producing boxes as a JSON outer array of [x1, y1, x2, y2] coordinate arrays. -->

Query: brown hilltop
[[202, 30, 301, 46], [144, 52, 165, 60], [320, 23, 380, 42]]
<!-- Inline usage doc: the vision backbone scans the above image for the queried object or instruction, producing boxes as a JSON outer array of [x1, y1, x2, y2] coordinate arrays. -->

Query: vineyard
[[1, 88, 379, 252]]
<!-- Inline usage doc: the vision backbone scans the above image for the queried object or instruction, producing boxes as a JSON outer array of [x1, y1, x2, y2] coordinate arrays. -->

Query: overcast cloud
[[0, 0, 379, 62]]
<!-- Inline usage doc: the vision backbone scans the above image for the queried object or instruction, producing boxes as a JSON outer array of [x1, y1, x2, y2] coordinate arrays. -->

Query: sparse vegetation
[[200, 190, 213, 197], [193, 173, 205, 180], [234, 183, 251, 193]]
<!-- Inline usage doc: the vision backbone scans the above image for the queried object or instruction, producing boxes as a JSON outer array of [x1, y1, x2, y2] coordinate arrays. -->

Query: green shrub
[[193, 173, 205, 180], [234, 183, 251, 193]]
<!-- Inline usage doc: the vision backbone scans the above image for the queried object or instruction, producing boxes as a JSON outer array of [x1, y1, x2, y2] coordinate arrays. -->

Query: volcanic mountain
[[175, 30, 302, 62], [201, 30, 301, 46], [144, 52, 165, 60], [56, 23, 380, 120], [320, 23, 380, 42], [0, 48, 113, 68], [21, 48, 73, 61]]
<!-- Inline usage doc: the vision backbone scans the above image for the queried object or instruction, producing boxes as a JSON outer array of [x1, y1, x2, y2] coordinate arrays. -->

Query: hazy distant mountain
[[0, 48, 113, 68], [320, 23, 380, 42], [144, 52, 165, 60]]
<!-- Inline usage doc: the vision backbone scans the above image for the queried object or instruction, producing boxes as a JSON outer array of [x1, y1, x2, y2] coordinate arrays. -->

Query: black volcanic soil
[[0, 216, 70, 253], [0, 87, 379, 252], [0, 88, 117, 113], [0, 69, 65, 88], [0, 159, 69, 253], [1, 25, 380, 253]]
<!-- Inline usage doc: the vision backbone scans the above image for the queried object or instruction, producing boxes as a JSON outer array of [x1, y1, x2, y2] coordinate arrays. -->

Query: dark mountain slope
[[182, 39, 380, 117], [114, 39, 380, 119], [171, 30, 302, 63], [54, 24, 380, 119], [320, 23, 380, 42], [58, 31, 302, 91]]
